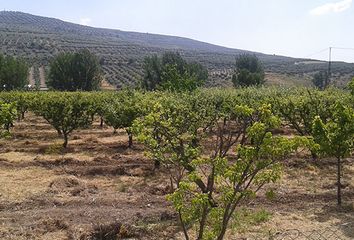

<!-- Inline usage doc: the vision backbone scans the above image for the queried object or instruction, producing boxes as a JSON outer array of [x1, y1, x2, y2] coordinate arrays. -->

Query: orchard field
[[0, 87, 353, 240]]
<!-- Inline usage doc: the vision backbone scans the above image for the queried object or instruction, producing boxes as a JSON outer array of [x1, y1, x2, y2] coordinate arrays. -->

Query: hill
[[1, 11, 353, 88]]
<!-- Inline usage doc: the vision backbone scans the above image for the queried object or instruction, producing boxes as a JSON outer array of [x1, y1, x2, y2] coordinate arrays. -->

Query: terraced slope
[[1, 11, 353, 88]]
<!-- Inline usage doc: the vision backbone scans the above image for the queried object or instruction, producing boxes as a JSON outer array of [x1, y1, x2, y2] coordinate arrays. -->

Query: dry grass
[[0, 113, 353, 239], [0, 167, 56, 202]]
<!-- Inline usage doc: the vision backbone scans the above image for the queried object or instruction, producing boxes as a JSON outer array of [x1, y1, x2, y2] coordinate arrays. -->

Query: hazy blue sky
[[1, 0, 354, 62]]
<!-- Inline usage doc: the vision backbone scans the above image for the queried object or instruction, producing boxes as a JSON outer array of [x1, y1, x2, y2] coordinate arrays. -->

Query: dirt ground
[[0, 113, 353, 240]]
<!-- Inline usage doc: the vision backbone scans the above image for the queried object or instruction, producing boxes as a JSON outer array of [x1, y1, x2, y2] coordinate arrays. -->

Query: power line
[[303, 48, 329, 58], [303, 46, 354, 60], [331, 47, 354, 51]]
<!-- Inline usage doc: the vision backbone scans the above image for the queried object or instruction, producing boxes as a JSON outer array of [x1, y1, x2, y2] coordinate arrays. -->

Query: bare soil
[[0, 113, 353, 240]]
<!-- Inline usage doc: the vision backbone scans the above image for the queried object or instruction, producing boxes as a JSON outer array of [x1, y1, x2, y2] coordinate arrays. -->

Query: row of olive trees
[[0, 49, 350, 91], [48, 50, 266, 91], [0, 50, 104, 92], [142, 52, 267, 90]]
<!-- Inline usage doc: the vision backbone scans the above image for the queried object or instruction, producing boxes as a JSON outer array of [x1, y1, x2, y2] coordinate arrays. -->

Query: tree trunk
[[100, 117, 104, 127], [311, 151, 318, 161], [178, 211, 189, 240], [154, 159, 161, 169], [196, 206, 209, 240], [57, 129, 62, 136], [127, 129, 133, 148], [63, 133, 68, 148], [337, 156, 342, 206]]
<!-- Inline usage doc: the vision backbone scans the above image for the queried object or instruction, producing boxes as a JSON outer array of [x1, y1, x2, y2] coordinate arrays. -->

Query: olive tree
[[142, 52, 207, 91], [48, 49, 103, 91], [312, 71, 328, 90], [0, 54, 28, 90], [232, 54, 265, 87]]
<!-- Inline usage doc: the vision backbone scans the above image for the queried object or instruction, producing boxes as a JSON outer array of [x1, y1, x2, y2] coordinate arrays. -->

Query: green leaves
[[232, 54, 265, 87], [0, 54, 28, 90], [0, 101, 17, 136], [349, 78, 354, 96], [312, 102, 354, 205], [312, 103, 354, 159], [0, 86, 350, 238], [30, 92, 93, 147], [48, 49, 102, 91], [133, 92, 307, 239], [142, 51, 207, 91]]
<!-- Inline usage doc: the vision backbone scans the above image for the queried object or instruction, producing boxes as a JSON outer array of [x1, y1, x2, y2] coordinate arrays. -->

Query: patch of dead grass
[[0, 167, 56, 202]]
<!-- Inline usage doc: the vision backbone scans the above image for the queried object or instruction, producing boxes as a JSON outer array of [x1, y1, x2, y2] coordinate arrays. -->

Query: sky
[[1, 0, 354, 62]]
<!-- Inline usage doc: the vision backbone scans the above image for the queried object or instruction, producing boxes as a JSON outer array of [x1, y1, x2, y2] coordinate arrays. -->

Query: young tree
[[312, 103, 354, 206], [102, 91, 142, 147], [48, 49, 103, 91], [0, 54, 29, 90], [134, 93, 308, 239], [272, 89, 338, 159], [0, 92, 34, 121], [31, 93, 93, 148], [0, 101, 17, 135], [232, 54, 265, 87]]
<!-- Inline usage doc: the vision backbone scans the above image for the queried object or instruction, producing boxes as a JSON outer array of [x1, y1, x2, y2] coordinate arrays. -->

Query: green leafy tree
[[0, 101, 17, 135], [232, 54, 265, 87], [48, 49, 103, 91], [349, 77, 354, 96], [141, 55, 162, 91], [272, 89, 339, 159], [0, 54, 29, 90], [0, 92, 35, 121], [159, 65, 201, 92], [312, 103, 354, 205], [312, 71, 328, 90], [134, 93, 308, 240], [162, 51, 186, 73], [103, 91, 142, 147], [142, 52, 207, 91], [30, 93, 93, 147]]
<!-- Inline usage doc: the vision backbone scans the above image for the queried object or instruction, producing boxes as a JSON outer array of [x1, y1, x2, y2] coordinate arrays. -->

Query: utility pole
[[326, 47, 332, 88]]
